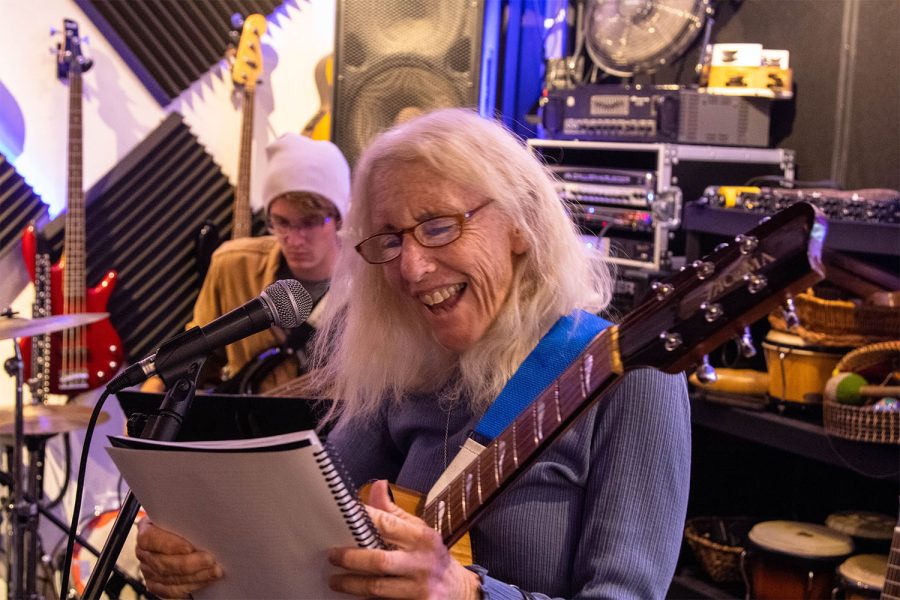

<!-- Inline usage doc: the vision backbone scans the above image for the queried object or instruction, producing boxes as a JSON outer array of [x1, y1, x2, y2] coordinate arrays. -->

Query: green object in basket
[[833, 373, 869, 406]]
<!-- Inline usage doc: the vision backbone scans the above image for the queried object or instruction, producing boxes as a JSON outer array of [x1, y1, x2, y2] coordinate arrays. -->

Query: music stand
[[114, 390, 328, 441]]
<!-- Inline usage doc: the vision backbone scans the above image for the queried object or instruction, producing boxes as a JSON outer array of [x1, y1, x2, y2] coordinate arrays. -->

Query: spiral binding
[[316, 442, 385, 549]]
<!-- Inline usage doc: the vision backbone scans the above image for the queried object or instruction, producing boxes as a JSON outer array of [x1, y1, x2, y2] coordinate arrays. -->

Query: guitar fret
[[511, 421, 519, 469]]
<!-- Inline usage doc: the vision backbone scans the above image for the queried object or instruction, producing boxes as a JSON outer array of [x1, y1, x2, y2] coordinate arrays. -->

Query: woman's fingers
[[135, 518, 224, 597]]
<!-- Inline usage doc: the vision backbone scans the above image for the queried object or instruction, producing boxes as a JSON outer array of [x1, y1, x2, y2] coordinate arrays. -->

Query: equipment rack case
[[528, 139, 795, 271]]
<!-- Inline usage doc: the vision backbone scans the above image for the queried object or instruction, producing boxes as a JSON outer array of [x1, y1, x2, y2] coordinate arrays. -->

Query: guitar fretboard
[[884, 524, 900, 599], [422, 328, 621, 546], [233, 87, 254, 239], [63, 65, 87, 382]]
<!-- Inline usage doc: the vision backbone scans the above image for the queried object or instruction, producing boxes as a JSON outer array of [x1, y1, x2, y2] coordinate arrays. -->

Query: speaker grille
[[334, 0, 484, 164], [0, 154, 47, 260]]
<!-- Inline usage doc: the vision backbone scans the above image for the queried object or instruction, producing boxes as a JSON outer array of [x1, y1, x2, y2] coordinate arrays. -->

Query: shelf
[[668, 573, 742, 600], [690, 397, 899, 477], [682, 202, 900, 257]]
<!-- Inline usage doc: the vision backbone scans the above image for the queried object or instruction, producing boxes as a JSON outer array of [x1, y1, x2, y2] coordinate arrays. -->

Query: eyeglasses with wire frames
[[354, 199, 494, 264], [266, 214, 332, 237]]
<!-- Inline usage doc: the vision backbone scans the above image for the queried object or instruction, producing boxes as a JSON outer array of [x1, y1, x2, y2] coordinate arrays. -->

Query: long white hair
[[314, 108, 613, 422]]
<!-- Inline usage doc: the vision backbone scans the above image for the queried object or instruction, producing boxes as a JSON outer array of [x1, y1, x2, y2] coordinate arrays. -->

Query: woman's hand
[[135, 519, 223, 599], [328, 480, 481, 599]]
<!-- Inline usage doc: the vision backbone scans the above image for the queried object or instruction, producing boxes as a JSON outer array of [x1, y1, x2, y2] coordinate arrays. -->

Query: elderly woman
[[135, 109, 691, 599]]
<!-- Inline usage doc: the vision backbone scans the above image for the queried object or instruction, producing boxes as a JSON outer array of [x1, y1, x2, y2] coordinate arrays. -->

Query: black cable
[[59, 387, 110, 600], [42, 432, 71, 510]]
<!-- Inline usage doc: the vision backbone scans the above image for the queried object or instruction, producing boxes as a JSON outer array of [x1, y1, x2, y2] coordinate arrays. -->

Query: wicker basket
[[822, 341, 900, 444], [768, 291, 900, 347], [684, 517, 755, 583]]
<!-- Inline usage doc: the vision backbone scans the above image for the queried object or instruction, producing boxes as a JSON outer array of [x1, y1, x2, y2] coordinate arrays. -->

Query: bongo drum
[[762, 331, 845, 404], [826, 511, 894, 554], [743, 520, 853, 600], [835, 554, 888, 599]]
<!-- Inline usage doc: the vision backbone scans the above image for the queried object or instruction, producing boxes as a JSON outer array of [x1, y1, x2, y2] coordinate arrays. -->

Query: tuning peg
[[781, 296, 800, 329], [695, 355, 718, 384], [758, 216, 771, 225], [81, 35, 90, 45], [692, 260, 715, 280], [738, 326, 757, 358], [735, 234, 759, 255], [700, 301, 723, 323], [714, 242, 729, 253], [231, 12, 245, 29], [49, 26, 59, 36], [743, 273, 767, 294], [650, 281, 674, 301], [659, 331, 683, 352]]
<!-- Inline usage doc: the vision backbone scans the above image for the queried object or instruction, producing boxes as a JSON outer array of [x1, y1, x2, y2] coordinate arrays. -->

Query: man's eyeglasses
[[266, 215, 331, 237], [355, 199, 493, 264]]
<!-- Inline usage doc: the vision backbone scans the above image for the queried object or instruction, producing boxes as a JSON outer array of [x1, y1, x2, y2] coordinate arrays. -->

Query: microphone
[[108, 280, 312, 393]]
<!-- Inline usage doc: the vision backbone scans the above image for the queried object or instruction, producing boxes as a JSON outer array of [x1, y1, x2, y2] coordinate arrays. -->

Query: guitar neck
[[885, 521, 900, 599], [423, 328, 623, 547], [64, 67, 86, 311], [232, 87, 254, 239]]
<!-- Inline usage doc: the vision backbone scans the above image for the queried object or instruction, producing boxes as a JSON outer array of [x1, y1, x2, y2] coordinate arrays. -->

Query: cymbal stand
[[5, 338, 42, 599]]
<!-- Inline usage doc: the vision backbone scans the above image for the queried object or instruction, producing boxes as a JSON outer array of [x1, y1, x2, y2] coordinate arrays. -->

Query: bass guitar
[[20, 19, 123, 394], [196, 14, 267, 279], [355, 203, 828, 564]]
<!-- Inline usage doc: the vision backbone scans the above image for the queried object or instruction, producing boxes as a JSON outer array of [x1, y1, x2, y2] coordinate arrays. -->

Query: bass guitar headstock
[[56, 18, 92, 81], [230, 13, 267, 91], [618, 202, 827, 374]]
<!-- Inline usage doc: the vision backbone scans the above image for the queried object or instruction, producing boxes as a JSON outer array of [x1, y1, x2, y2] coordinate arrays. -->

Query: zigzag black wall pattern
[[76, 0, 283, 104], [0, 154, 47, 260], [42, 112, 238, 362]]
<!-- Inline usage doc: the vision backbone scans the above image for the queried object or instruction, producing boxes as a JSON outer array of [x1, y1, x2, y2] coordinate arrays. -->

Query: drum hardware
[[0, 309, 112, 599]]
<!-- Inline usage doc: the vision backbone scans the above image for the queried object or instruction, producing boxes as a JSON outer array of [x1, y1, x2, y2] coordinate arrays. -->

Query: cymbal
[[0, 313, 110, 341], [0, 404, 109, 437]]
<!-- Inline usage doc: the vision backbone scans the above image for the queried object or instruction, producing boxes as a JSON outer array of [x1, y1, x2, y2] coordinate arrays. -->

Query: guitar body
[[19, 226, 123, 394], [358, 482, 474, 565], [302, 54, 333, 141]]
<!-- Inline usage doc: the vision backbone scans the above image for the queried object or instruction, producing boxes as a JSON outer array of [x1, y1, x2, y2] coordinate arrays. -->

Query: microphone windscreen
[[263, 280, 313, 328]]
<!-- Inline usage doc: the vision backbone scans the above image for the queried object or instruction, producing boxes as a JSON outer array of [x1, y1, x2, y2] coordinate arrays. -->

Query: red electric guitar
[[20, 18, 123, 394]]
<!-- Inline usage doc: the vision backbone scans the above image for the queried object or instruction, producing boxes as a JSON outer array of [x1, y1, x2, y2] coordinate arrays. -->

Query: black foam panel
[[0, 154, 48, 260], [42, 112, 237, 362], [76, 0, 283, 104]]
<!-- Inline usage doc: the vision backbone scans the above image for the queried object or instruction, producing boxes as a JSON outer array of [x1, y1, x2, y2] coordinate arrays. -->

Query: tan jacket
[[192, 236, 298, 391]]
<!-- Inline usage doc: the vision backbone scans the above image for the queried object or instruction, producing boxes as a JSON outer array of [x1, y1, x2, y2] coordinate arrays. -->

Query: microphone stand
[[81, 350, 207, 600]]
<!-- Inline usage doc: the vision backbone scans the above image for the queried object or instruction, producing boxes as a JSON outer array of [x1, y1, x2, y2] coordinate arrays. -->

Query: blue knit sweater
[[329, 367, 691, 599]]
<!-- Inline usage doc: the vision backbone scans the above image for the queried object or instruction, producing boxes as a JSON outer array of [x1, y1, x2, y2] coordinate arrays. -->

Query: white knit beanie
[[262, 134, 351, 218]]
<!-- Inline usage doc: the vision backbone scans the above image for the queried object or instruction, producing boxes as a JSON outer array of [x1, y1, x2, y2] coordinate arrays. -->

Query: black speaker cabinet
[[333, 1, 486, 164]]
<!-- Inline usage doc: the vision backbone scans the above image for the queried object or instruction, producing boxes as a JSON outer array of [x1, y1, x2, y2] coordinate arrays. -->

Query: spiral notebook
[[106, 430, 383, 599]]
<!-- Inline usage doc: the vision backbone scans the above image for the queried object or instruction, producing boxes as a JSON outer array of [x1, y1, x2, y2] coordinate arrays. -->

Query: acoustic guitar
[[352, 203, 828, 564], [20, 19, 123, 394]]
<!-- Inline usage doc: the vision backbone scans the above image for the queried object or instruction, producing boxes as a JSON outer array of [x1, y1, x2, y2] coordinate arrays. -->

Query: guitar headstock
[[231, 14, 267, 91], [618, 202, 827, 373], [56, 18, 92, 81]]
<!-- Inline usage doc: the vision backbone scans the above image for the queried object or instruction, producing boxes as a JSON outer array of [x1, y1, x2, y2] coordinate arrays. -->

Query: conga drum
[[835, 554, 887, 599], [743, 520, 853, 600], [762, 331, 845, 405], [825, 511, 894, 554]]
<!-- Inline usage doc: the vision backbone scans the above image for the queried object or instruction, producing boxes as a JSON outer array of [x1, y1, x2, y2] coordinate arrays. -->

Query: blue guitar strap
[[472, 310, 611, 443]]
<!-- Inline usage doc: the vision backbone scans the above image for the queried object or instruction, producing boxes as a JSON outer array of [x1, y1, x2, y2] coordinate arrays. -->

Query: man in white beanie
[[142, 134, 350, 393]]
